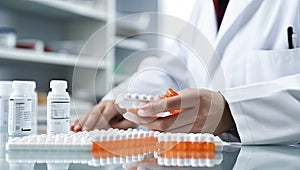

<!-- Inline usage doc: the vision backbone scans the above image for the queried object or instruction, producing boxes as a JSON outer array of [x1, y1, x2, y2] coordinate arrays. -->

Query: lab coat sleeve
[[221, 74, 300, 144]]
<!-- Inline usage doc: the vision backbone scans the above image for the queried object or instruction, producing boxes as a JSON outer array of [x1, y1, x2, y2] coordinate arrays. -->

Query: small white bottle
[[47, 80, 70, 134], [27, 81, 37, 135], [8, 81, 32, 137], [0, 81, 12, 132]]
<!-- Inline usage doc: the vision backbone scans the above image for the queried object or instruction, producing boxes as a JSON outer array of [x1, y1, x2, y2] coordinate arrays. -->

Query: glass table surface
[[1, 133, 300, 170]]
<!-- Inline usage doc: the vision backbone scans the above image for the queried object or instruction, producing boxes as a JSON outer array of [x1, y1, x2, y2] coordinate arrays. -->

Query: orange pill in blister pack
[[163, 88, 182, 115]]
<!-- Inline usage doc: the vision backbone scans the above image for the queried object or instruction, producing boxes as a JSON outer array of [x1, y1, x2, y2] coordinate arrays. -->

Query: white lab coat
[[104, 0, 300, 144]]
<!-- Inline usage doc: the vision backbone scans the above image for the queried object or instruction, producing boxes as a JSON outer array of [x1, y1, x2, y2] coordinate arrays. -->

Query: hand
[[71, 101, 137, 132], [123, 88, 235, 135]]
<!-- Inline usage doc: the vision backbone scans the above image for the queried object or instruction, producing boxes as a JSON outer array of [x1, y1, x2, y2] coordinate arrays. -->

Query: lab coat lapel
[[208, 0, 263, 79], [196, 0, 218, 45], [215, 0, 263, 52]]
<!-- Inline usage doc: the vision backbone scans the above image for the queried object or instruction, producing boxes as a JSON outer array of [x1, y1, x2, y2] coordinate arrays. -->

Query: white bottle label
[[0, 96, 10, 130], [51, 101, 69, 119], [47, 98, 70, 134], [48, 119, 70, 134], [0, 97, 3, 128], [8, 98, 32, 134], [3, 97, 9, 127]]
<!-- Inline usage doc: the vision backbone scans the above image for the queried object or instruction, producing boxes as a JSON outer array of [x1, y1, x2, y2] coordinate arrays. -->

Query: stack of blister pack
[[6, 128, 223, 167]]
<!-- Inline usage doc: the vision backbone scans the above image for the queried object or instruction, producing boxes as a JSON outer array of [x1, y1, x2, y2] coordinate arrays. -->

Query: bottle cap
[[27, 81, 36, 91], [0, 81, 12, 96], [0, 81, 12, 90], [12, 81, 28, 90], [50, 80, 67, 90]]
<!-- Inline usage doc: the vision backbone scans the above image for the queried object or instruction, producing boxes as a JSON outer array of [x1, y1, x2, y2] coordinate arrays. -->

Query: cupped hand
[[123, 88, 235, 135], [71, 101, 137, 132]]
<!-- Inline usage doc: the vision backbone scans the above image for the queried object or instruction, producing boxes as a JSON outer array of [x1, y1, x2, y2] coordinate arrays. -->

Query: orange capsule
[[164, 88, 182, 115], [165, 88, 179, 98], [127, 108, 139, 114], [127, 88, 182, 117]]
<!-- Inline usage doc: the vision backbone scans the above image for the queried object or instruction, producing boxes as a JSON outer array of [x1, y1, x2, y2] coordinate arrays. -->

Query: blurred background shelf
[[0, 47, 106, 69], [0, 0, 116, 97], [0, 0, 107, 21], [0, 0, 159, 98], [116, 36, 148, 50], [113, 0, 158, 86]]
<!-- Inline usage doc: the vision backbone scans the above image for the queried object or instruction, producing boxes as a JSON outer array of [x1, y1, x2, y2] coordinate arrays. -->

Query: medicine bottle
[[0, 81, 12, 132], [8, 81, 32, 137], [27, 81, 37, 135], [47, 80, 70, 134]]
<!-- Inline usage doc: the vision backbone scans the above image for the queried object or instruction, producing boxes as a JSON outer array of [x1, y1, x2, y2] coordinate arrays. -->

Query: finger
[[93, 103, 121, 129], [82, 115, 102, 131], [142, 107, 201, 131], [75, 103, 101, 132], [81, 105, 104, 131], [74, 112, 90, 132], [71, 119, 83, 131], [110, 119, 137, 129], [123, 112, 158, 124], [93, 117, 111, 130], [103, 102, 121, 121], [70, 119, 79, 131], [114, 102, 127, 114], [138, 91, 201, 117], [91, 110, 111, 130], [108, 114, 124, 124], [166, 122, 197, 133]]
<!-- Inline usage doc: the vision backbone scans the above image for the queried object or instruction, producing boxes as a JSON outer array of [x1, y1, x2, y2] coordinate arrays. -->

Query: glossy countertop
[[1, 132, 300, 170]]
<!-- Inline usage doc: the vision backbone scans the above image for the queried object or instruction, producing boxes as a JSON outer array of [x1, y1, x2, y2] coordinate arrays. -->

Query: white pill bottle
[[47, 80, 70, 134], [27, 81, 37, 135], [8, 81, 32, 137], [0, 81, 12, 132]]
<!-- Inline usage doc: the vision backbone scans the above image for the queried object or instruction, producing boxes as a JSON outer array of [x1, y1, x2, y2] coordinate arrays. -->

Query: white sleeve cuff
[[220, 82, 284, 144]]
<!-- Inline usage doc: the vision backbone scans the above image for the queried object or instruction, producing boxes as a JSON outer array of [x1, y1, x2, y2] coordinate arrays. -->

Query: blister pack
[[6, 128, 223, 167], [116, 88, 181, 117]]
